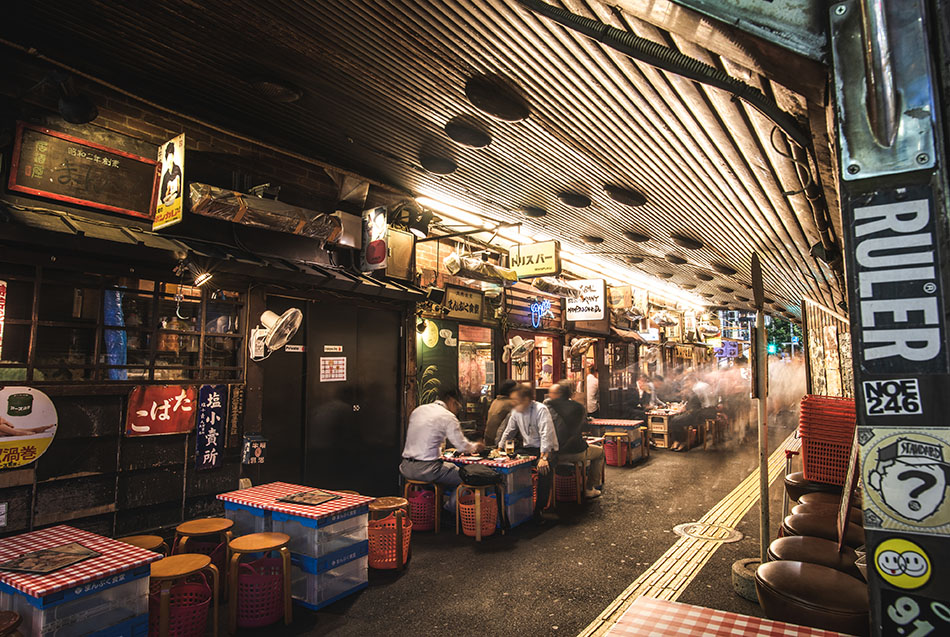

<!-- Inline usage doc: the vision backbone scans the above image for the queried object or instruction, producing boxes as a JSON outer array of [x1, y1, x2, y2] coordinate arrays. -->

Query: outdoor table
[[589, 419, 647, 463], [645, 404, 686, 449], [216, 482, 374, 611], [442, 455, 537, 528], [604, 597, 848, 636], [0, 525, 160, 636]]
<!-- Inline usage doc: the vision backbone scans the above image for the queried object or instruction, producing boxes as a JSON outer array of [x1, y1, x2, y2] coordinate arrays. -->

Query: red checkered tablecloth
[[591, 419, 645, 428], [605, 597, 847, 636], [216, 482, 375, 520], [0, 525, 160, 599], [442, 455, 536, 468]]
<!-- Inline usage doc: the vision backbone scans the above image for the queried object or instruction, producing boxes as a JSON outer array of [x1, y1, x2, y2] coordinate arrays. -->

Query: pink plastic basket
[[236, 557, 285, 628], [605, 440, 628, 466], [555, 470, 579, 502], [407, 485, 437, 531], [148, 573, 211, 637]]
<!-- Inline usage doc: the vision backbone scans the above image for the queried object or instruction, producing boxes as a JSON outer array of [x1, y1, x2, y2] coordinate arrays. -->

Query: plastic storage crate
[[290, 555, 368, 611], [501, 464, 533, 494], [0, 571, 149, 637], [224, 501, 272, 536], [272, 510, 367, 558], [89, 613, 147, 637], [505, 488, 534, 528]]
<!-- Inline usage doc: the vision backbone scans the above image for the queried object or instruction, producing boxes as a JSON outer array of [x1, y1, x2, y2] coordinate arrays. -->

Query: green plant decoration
[[419, 364, 441, 404]]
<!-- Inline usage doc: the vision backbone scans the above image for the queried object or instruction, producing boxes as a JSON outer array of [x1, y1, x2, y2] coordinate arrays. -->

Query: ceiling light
[[670, 233, 704, 250], [53, 73, 98, 124], [581, 235, 604, 244], [520, 206, 548, 218], [624, 256, 644, 265], [623, 230, 650, 243], [175, 259, 212, 287], [711, 262, 738, 276], [717, 285, 734, 293], [415, 195, 491, 228], [444, 116, 492, 148], [604, 184, 647, 207], [697, 272, 714, 281], [557, 191, 592, 208], [464, 73, 530, 122], [665, 254, 687, 265], [680, 283, 697, 290], [250, 79, 303, 103], [657, 272, 674, 279], [419, 154, 458, 174]]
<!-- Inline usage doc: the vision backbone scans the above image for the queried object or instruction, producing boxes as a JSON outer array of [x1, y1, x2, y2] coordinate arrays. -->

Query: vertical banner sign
[[227, 385, 245, 448], [360, 206, 388, 272], [0, 280, 6, 359], [195, 385, 226, 470], [153, 133, 185, 231], [126, 385, 197, 436], [565, 279, 606, 321]]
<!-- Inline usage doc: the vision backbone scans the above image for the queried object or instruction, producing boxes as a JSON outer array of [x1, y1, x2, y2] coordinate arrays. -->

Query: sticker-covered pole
[[751, 253, 769, 562]]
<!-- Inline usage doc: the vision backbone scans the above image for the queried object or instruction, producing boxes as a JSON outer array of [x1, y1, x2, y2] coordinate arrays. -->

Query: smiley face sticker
[[874, 538, 931, 589]]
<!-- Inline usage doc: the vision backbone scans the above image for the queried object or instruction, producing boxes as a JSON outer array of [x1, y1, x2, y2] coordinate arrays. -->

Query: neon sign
[[530, 298, 552, 329]]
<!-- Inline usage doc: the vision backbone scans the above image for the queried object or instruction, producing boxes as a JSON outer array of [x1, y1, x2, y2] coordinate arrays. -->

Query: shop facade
[[503, 281, 564, 401]]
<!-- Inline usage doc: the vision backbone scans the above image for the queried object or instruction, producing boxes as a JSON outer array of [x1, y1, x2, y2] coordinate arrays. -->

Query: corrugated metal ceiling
[[1, 0, 845, 316]]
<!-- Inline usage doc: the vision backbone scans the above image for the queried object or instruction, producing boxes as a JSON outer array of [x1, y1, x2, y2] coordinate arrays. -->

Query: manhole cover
[[673, 522, 744, 543]]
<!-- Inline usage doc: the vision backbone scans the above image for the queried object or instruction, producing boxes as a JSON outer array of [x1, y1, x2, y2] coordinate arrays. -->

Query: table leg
[[280, 547, 292, 625], [228, 553, 241, 634], [158, 580, 172, 637], [207, 564, 219, 637]]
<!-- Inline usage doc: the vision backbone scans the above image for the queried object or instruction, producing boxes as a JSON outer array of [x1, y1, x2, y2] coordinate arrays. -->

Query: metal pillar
[[831, 1, 950, 634]]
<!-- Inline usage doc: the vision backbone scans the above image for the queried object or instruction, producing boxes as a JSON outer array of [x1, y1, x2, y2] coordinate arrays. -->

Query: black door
[[304, 300, 403, 496]]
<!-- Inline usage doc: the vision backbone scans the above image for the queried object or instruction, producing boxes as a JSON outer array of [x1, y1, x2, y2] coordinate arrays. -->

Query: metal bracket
[[831, 0, 936, 180]]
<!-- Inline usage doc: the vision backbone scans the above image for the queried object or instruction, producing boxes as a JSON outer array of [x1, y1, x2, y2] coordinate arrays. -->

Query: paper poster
[[126, 385, 196, 436], [153, 133, 185, 230], [320, 357, 347, 382], [195, 385, 226, 471], [0, 386, 58, 469], [565, 279, 606, 321], [360, 206, 388, 271]]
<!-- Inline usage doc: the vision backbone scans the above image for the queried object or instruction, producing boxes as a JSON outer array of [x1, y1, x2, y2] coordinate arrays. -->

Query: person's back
[[484, 379, 517, 444], [548, 396, 587, 454]]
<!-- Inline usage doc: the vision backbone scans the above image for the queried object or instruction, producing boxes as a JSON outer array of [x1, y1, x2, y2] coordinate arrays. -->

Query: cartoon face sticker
[[868, 437, 950, 522], [874, 538, 931, 589]]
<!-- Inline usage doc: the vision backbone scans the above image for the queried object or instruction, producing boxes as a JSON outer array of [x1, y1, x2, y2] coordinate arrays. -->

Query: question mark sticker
[[900, 470, 938, 512]]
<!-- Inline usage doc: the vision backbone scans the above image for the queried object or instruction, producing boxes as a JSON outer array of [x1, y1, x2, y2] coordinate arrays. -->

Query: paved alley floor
[[265, 414, 798, 636]]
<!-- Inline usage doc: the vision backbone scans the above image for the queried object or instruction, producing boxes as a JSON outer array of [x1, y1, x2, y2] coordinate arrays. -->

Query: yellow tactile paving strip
[[578, 433, 800, 637]]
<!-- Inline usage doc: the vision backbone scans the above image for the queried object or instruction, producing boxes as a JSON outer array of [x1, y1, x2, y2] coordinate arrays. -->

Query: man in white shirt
[[586, 367, 600, 418], [400, 387, 484, 508], [499, 384, 558, 519]]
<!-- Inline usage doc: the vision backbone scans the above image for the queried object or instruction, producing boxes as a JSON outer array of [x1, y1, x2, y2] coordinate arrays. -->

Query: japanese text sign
[[444, 285, 483, 321], [565, 279, 606, 322], [195, 385, 227, 470], [0, 386, 58, 470], [153, 133, 185, 231], [0, 280, 6, 360], [126, 385, 197, 436], [510, 240, 561, 279]]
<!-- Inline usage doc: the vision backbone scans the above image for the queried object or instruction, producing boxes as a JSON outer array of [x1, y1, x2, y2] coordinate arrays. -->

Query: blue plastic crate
[[89, 612, 148, 637], [290, 541, 369, 574]]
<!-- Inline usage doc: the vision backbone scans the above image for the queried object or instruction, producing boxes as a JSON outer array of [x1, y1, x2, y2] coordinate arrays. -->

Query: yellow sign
[[0, 386, 58, 469], [153, 133, 185, 231], [874, 537, 931, 589], [510, 240, 561, 279]]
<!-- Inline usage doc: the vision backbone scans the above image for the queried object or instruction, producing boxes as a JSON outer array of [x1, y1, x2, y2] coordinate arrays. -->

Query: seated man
[[400, 387, 484, 509], [499, 383, 558, 519], [485, 379, 517, 445], [546, 380, 603, 498]]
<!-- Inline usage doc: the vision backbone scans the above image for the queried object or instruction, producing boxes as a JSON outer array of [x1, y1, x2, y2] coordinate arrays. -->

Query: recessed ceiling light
[[581, 235, 604, 244], [623, 230, 650, 242], [680, 283, 697, 289], [604, 184, 647, 207], [699, 292, 714, 298], [665, 254, 687, 265], [624, 255, 644, 264], [763, 297, 776, 304], [250, 79, 303, 103], [521, 206, 547, 218], [736, 295, 751, 302], [557, 191, 592, 208], [696, 272, 714, 281], [711, 262, 738, 276], [657, 272, 674, 279], [444, 116, 491, 148], [419, 154, 458, 174], [464, 74, 530, 122], [710, 305, 729, 312], [670, 233, 703, 250], [717, 285, 734, 293]]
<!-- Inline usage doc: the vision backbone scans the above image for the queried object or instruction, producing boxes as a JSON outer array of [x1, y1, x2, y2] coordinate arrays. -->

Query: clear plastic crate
[[505, 490, 534, 528], [224, 502, 272, 535], [503, 465, 533, 494], [291, 555, 368, 610], [272, 511, 367, 558], [0, 574, 148, 637]]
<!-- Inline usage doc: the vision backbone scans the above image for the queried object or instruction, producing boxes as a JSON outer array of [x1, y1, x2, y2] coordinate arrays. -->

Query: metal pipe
[[859, 0, 898, 147], [755, 312, 770, 563]]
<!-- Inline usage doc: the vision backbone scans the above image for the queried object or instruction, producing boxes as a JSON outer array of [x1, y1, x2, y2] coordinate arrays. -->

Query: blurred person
[[546, 380, 603, 498], [499, 383, 558, 520], [485, 379, 517, 444], [586, 366, 600, 418]]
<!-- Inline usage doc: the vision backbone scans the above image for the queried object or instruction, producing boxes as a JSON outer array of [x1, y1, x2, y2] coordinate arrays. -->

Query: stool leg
[[395, 510, 405, 570], [228, 553, 241, 634], [175, 533, 186, 554], [475, 488, 482, 542], [434, 485, 442, 534], [576, 464, 583, 503], [208, 564, 219, 637], [280, 547, 292, 625], [158, 580, 172, 637], [455, 485, 461, 536]]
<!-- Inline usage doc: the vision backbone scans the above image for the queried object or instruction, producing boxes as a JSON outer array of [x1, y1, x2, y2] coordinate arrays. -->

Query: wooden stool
[[605, 432, 629, 467], [703, 419, 715, 450], [369, 497, 410, 570], [151, 553, 219, 637], [227, 533, 292, 634], [0, 611, 22, 637], [455, 484, 500, 541], [173, 518, 233, 555], [335, 490, 361, 495], [118, 534, 169, 555], [403, 479, 444, 533]]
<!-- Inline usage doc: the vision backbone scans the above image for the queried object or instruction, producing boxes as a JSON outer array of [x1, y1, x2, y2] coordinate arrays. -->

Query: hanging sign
[[510, 240, 561, 279], [195, 385, 226, 470], [126, 385, 197, 436], [0, 387, 58, 470], [227, 384, 245, 448], [565, 279, 606, 321], [444, 285, 483, 321], [360, 206, 388, 271], [153, 133, 185, 230], [0, 280, 6, 360]]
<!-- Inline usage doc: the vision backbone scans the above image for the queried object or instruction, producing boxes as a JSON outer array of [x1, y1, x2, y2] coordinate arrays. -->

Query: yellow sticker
[[874, 537, 931, 589]]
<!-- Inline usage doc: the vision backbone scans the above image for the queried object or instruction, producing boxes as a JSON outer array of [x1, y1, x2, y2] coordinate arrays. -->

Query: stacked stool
[[368, 497, 411, 570], [118, 534, 169, 556], [227, 532, 292, 633], [455, 484, 498, 541]]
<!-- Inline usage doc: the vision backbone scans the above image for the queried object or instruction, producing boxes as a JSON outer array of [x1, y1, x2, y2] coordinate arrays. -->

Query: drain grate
[[672, 522, 744, 543]]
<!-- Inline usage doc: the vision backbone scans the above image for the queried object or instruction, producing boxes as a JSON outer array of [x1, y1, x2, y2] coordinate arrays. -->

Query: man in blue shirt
[[499, 383, 558, 520]]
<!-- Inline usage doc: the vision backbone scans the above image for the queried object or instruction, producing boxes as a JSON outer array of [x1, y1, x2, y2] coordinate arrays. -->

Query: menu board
[[9, 123, 159, 220]]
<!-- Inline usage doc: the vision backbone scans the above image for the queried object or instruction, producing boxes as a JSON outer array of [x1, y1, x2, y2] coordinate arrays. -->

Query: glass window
[[534, 335, 554, 388], [458, 324, 494, 431]]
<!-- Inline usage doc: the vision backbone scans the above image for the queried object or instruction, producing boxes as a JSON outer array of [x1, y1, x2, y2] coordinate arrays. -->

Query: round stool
[[174, 518, 233, 555], [403, 479, 444, 533], [0, 611, 21, 637], [784, 472, 841, 502], [605, 432, 628, 467], [227, 533, 292, 634], [455, 484, 498, 541], [150, 553, 219, 637], [768, 536, 861, 579], [556, 461, 585, 504], [791, 502, 863, 525], [798, 491, 863, 509], [782, 513, 865, 548], [118, 534, 168, 555], [369, 497, 411, 570], [755, 561, 869, 636]]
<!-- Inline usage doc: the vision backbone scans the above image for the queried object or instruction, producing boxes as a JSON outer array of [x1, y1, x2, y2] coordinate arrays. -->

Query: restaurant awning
[[609, 326, 645, 343]]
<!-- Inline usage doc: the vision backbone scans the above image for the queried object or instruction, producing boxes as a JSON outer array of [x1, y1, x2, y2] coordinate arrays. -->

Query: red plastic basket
[[555, 470, 579, 502], [605, 440, 628, 466], [148, 573, 211, 637], [368, 513, 412, 569], [406, 485, 436, 531], [799, 395, 856, 486], [236, 558, 285, 629], [458, 493, 497, 537]]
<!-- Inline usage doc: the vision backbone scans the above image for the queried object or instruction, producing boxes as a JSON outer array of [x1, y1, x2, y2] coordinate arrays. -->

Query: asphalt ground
[[256, 412, 799, 637]]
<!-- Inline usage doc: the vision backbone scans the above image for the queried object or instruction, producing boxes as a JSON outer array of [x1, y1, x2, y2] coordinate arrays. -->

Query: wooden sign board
[[444, 285, 484, 322], [9, 123, 159, 220]]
